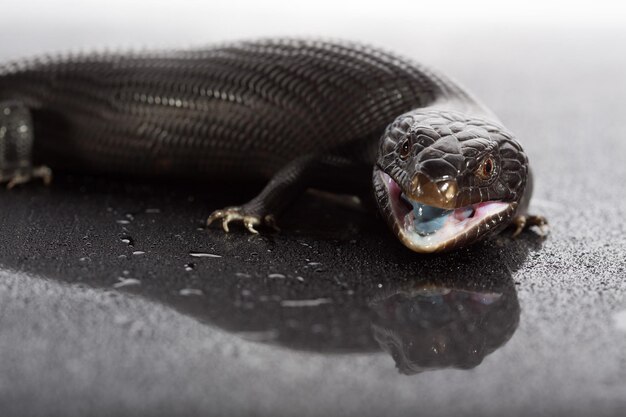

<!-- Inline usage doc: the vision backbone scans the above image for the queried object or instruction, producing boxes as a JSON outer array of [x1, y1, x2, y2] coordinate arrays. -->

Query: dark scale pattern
[[0, 39, 458, 180], [0, 38, 534, 250], [374, 110, 529, 250], [377, 110, 528, 207]]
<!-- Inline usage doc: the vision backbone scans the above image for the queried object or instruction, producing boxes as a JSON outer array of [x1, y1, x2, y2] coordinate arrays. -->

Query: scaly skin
[[0, 39, 545, 252]]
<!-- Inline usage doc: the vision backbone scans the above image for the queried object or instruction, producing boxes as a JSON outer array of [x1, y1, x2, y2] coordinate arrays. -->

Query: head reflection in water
[[158, 229, 523, 374], [369, 283, 520, 374], [179, 270, 521, 374]]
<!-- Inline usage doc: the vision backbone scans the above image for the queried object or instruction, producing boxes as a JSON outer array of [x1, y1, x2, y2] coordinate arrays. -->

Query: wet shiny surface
[[1, 8, 626, 417], [0, 175, 527, 364]]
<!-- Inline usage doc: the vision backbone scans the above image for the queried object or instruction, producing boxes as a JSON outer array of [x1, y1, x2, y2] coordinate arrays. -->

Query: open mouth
[[375, 168, 513, 252]]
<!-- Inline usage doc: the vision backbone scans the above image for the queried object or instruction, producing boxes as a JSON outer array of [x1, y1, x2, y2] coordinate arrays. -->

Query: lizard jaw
[[373, 167, 516, 253]]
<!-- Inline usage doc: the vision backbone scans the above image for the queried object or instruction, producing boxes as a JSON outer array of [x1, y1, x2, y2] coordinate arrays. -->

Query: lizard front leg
[[207, 155, 318, 234], [206, 154, 372, 234], [0, 101, 52, 188]]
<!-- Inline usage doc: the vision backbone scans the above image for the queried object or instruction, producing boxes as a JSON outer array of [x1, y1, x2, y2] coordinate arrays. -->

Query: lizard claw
[[221, 212, 239, 232], [1, 166, 53, 189], [206, 209, 225, 228], [528, 215, 549, 237], [206, 207, 269, 234], [6, 174, 30, 190], [511, 214, 548, 238], [511, 216, 526, 238], [264, 214, 280, 232], [244, 217, 260, 234]]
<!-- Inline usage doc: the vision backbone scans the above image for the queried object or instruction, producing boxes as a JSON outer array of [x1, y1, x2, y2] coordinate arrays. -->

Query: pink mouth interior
[[380, 171, 509, 247]]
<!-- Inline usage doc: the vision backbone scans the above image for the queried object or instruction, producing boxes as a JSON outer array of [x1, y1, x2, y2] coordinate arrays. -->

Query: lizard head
[[373, 110, 529, 253]]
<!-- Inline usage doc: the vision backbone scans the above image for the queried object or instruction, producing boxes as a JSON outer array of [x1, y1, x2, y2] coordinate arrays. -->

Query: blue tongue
[[401, 194, 452, 236]]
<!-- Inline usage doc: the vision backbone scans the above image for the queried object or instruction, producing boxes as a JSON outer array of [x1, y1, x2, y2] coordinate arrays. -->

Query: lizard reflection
[[369, 281, 518, 374], [0, 176, 533, 374], [175, 238, 523, 373]]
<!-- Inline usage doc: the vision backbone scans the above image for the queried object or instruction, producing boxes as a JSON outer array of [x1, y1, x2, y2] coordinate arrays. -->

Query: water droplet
[[268, 273, 285, 279], [295, 276, 305, 282], [377, 283, 383, 288], [280, 298, 332, 307], [116, 220, 131, 225], [122, 270, 130, 276], [235, 272, 251, 278], [132, 251, 145, 255], [113, 278, 141, 288], [125, 213, 135, 220], [79, 257, 90, 262], [179, 288, 203, 296], [307, 262, 321, 266], [145, 208, 161, 214], [120, 236, 135, 246], [184, 262, 195, 271], [189, 251, 221, 258]]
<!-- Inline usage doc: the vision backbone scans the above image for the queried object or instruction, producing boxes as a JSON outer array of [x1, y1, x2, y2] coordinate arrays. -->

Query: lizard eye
[[399, 139, 411, 159], [476, 156, 496, 180]]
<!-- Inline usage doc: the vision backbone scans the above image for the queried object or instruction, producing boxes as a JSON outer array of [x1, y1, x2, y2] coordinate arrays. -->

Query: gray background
[[1, 1, 625, 416]]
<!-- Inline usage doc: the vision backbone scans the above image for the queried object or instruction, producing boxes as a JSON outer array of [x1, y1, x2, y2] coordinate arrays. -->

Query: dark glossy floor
[[1, 8, 626, 417]]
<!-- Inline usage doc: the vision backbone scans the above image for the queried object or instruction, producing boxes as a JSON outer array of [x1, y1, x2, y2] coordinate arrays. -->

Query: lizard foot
[[1, 101, 50, 189], [511, 214, 549, 238], [206, 207, 279, 234], [0, 166, 53, 189]]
